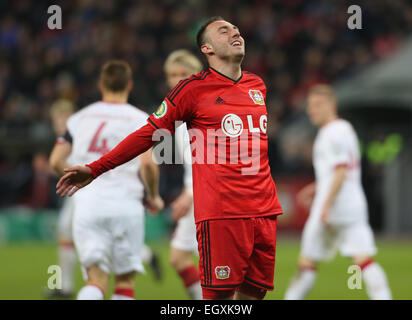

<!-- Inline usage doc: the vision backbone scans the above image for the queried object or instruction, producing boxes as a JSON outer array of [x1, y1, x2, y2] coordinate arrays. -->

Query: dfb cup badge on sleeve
[[154, 100, 168, 118]]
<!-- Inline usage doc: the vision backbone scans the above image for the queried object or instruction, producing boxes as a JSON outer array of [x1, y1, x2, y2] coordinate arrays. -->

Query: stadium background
[[0, 0, 411, 299]]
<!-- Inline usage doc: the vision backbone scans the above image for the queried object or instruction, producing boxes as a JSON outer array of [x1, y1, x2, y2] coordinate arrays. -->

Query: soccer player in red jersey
[[56, 17, 283, 300]]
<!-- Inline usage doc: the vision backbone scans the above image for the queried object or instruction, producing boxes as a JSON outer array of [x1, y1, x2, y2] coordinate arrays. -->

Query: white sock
[[362, 262, 392, 300], [77, 285, 104, 300], [59, 245, 76, 293], [187, 281, 202, 300], [141, 244, 153, 264], [284, 268, 317, 300]]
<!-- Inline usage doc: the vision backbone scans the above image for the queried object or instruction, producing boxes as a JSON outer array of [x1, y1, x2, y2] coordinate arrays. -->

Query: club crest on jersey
[[215, 266, 230, 280], [248, 89, 265, 105], [154, 100, 167, 119]]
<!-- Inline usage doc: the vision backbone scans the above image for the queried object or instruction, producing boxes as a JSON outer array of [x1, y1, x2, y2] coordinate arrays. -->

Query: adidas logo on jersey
[[215, 97, 226, 104]]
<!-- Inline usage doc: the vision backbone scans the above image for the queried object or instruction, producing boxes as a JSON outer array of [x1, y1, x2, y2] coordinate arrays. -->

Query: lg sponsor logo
[[221, 114, 267, 138]]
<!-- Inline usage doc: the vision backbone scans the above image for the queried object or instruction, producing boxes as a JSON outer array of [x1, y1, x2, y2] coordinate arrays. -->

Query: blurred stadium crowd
[[0, 0, 411, 209]]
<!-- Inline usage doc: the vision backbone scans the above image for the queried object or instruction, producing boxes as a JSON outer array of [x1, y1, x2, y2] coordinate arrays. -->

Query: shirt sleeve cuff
[[85, 163, 99, 179]]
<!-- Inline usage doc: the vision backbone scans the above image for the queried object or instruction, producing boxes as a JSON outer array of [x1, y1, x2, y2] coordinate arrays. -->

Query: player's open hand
[[56, 165, 94, 197], [145, 194, 164, 215]]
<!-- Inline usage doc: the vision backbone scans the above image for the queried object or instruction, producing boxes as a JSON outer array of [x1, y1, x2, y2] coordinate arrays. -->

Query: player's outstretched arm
[[87, 123, 156, 178], [56, 165, 94, 197], [55, 123, 157, 198]]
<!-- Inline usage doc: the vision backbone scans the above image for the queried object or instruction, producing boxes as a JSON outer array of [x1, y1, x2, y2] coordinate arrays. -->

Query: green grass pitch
[[0, 238, 411, 300]]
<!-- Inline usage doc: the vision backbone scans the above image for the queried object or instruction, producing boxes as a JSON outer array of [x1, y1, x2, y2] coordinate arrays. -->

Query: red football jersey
[[148, 67, 283, 222]]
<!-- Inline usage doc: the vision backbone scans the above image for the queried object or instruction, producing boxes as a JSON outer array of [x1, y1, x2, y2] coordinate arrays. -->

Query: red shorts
[[196, 216, 277, 296]]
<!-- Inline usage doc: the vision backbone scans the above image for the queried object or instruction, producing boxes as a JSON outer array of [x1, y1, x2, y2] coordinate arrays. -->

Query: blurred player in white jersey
[[49, 60, 164, 300], [163, 50, 202, 299], [45, 99, 77, 298], [47, 101, 161, 299], [284, 85, 391, 300]]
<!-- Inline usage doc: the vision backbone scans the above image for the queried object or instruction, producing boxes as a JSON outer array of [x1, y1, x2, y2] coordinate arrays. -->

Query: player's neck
[[321, 115, 339, 127], [209, 60, 242, 82], [101, 92, 129, 104]]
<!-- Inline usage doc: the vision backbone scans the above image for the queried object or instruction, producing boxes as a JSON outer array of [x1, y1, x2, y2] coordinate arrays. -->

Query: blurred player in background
[[164, 49, 202, 300], [50, 60, 164, 299], [284, 84, 392, 300], [56, 17, 283, 300], [45, 99, 76, 298], [47, 100, 161, 299]]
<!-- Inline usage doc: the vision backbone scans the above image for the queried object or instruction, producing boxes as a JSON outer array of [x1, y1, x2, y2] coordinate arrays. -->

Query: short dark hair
[[99, 60, 132, 92], [196, 16, 225, 49]]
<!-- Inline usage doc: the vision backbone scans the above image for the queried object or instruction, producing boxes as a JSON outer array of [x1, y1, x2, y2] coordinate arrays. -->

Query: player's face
[[165, 63, 195, 89], [306, 94, 334, 127], [203, 20, 245, 61]]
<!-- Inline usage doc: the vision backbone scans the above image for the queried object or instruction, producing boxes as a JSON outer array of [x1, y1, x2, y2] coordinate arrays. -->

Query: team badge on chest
[[248, 89, 265, 105], [215, 266, 231, 280]]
